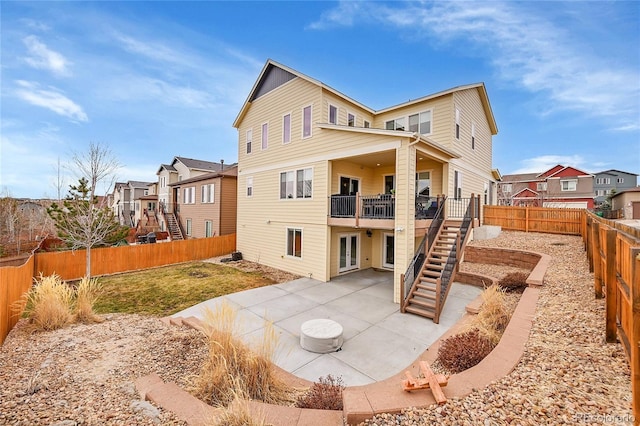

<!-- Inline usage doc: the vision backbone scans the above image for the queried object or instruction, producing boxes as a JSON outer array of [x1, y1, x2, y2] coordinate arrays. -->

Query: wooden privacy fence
[[0, 234, 236, 345], [483, 205, 584, 235], [585, 213, 639, 419]]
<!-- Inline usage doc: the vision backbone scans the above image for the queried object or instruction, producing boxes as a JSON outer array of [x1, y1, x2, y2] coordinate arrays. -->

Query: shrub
[[473, 284, 511, 345], [499, 271, 529, 293], [436, 329, 494, 373], [295, 375, 345, 410], [74, 276, 104, 323], [18, 274, 74, 331], [193, 302, 291, 407], [213, 392, 266, 426]]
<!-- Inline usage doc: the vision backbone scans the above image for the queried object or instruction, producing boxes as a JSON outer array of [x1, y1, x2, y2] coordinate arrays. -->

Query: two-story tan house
[[168, 166, 238, 238], [233, 60, 498, 306]]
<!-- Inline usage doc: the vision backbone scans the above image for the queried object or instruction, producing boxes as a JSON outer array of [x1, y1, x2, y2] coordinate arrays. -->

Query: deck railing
[[329, 194, 442, 220]]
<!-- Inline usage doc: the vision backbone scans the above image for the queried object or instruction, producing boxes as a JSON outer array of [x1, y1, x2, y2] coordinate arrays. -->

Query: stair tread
[[413, 290, 436, 299], [405, 306, 436, 319], [409, 298, 436, 309]]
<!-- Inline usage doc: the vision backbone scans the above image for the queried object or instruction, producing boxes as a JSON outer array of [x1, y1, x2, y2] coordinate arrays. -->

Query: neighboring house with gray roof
[[112, 180, 154, 227]]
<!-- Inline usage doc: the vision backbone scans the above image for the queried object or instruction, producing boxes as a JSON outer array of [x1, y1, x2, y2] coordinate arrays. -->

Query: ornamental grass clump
[[212, 390, 267, 426], [74, 276, 104, 324], [18, 274, 74, 331], [473, 283, 511, 345], [193, 301, 291, 408]]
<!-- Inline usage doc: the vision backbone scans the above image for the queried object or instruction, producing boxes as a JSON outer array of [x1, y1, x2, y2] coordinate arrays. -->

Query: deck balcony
[[328, 193, 442, 230]]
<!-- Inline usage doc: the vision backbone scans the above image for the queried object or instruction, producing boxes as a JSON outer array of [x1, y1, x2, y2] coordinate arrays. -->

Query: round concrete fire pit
[[300, 319, 344, 353]]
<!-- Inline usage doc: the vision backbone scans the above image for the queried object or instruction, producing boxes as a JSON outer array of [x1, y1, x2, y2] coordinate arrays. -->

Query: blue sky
[[1, 1, 639, 199]]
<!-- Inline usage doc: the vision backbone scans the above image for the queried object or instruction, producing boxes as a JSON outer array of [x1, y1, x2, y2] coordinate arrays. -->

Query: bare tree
[[48, 143, 127, 277], [52, 157, 66, 201]]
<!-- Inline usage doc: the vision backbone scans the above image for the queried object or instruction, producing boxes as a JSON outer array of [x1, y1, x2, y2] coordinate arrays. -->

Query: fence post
[[631, 250, 640, 421], [605, 229, 617, 342], [525, 207, 529, 233], [592, 221, 603, 298]]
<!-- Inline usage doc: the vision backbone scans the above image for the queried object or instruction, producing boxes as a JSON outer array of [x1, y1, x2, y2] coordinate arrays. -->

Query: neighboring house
[[156, 156, 236, 234], [111, 180, 154, 227], [498, 165, 595, 209], [233, 59, 499, 304], [593, 169, 638, 205], [611, 188, 640, 219], [168, 166, 238, 238]]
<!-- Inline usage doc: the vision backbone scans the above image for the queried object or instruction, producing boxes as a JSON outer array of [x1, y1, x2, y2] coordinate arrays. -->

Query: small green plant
[[436, 329, 494, 373], [74, 276, 104, 323], [295, 375, 345, 410], [499, 271, 529, 293], [18, 274, 74, 331]]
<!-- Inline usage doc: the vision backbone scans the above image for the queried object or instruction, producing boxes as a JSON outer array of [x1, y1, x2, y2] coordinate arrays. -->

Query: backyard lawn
[[93, 261, 277, 316]]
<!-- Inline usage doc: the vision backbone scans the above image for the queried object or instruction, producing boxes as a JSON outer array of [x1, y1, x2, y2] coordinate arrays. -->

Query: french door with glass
[[339, 234, 359, 272]]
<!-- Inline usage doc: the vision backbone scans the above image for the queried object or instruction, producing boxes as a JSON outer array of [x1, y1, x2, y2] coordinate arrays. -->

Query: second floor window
[[201, 184, 214, 203], [455, 107, 461, 139], [261, 123, 268, 150], [502, 183, 512, 193], [246, 176, 253, 197], [183, 187, 195, 204], [471, 122, 476, 150], [617, 177, 624, 183], [596, 177, 610, 184], [408, 110, 432, 135], [561, 179, 577, 191], [246, 129, 252, 154], [348, 113, 355, 127], [280, 168, 312, 199], [283, 113, 291, 144], [385, 117, 406, 131], [537, 182, 547, 191]]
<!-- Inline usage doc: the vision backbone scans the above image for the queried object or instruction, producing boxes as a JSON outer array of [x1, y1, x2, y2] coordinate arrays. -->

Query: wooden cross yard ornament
[[402, 361, 448, 405]]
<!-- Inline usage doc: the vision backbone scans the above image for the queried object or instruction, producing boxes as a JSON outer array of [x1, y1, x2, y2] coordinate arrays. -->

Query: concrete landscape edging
[[140, 246, 550, 425]]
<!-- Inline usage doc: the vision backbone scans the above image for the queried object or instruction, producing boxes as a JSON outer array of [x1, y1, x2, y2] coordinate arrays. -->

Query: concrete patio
[[173, 268, 482, 386]]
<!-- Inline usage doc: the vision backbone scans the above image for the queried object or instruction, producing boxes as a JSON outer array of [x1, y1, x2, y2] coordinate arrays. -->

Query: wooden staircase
[[404, 220, 462, 323], [165, 213, 184, 241]]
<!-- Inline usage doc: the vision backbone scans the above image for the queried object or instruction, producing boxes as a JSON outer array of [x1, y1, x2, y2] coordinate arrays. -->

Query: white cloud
[[310, 1, 640, 131], [14, 80, 88, 122], [511, 155, 586, 174], [23, 35, 70, 76]]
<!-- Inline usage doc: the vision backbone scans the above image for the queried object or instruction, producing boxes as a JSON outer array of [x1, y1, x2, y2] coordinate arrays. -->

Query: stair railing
[[401, 197, 447, 311]]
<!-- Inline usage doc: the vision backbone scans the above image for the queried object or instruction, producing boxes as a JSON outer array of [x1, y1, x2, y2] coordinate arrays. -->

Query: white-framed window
[[183, 186, 195, 204], [186, 218, 192, 237], [385, 117, 406, 131], [261, 122, 268, 150], [502, 183, 512, 193], [596, 177, 610, 184], [596, 190, 605, 196], [178, 175, 183, 182], [144, 189, 149, 196], [246, 176, 253, 197], [286, 228, 302, 258], [296, 168, 313, 198], [471, 122, 476, 149], [201, 184, 214, 203], [204, 220, 213, 237], [454, 170, 463, 199], [363, 120, 370, 128], [561, 179, 577, 191], [302, 105, 312, 138], [455, 107, 461, 139], [617, 177, 624, 183], [536, 182, 547, 191], [328, 104, 338, 125], [246, 128, 252, 154], [408, 110, 432, 135], [280, 168, 312, 199], [161, 176, 166, 188], [283, 113, 291, 144], [347, 112, 355, 127]]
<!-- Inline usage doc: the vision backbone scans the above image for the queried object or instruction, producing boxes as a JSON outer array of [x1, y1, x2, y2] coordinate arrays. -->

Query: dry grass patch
[[94, 262, 277, 316], [471, 284, 510, 345], [192, 301, 293, 408], [74, 276, 104, 324], [15, 274, 74, 332], [212, 394, 267, 426]]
